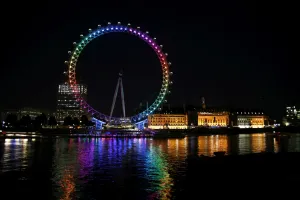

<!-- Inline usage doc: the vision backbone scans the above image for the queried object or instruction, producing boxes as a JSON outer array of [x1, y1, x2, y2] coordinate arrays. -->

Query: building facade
[[283, 106, 300, 126], [198, 111, 229, 127], [231, 111, 267, 128], [56, 83, 87, 124], [19, 107, 43, 120], [1, 108, 46, 121], [148, 114, 188, 129]]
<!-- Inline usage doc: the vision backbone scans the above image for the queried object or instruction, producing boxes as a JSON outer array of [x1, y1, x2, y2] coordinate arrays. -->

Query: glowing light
[[67, 24, 171, 123]]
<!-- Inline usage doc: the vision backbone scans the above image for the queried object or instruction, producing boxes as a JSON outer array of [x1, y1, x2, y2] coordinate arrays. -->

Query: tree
[[5, 114, 18, 127], [48, 116, 57, 128], [73, 117, 80, 126], [33, 115, 42, 129], [80, 115, 89, 126], [40, 113, 48, 125], [63, 116, 73, 126], [20, 115, 31, 128]]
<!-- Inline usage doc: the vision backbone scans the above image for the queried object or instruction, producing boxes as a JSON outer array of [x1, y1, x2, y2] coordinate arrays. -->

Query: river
[[1, 133, 300, 199]]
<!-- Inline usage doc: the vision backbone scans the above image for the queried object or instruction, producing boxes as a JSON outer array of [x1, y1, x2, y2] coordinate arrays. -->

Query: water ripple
[[0, 133, 300, 199]]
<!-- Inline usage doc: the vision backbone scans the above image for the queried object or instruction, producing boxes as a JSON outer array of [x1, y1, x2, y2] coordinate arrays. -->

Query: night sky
[[1, 1, 296, 120]]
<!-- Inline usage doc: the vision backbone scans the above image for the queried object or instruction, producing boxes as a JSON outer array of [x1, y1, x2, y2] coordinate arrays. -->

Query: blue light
[[71, 24, 169, 124]]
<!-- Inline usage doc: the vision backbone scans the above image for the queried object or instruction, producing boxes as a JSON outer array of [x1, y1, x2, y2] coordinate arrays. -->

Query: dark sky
[[0, 0, 297, 120]]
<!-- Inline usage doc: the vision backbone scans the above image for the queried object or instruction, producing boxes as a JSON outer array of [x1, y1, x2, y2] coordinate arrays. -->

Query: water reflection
[[59, 168, 75, 200], [251, 133, 266, 153], [0, 138, 33, 172], [1, 133, 300, 199], [146, 143, 172, 199], [183, 133, 287, 156], [197, 135, 228, 156]]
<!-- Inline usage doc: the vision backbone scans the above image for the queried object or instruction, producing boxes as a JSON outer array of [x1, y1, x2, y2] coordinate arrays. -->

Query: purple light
[[69, 24, 170, 123]]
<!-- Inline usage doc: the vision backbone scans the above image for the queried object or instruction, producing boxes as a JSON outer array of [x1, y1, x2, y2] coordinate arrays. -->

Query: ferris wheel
[[65, 22, 173, 123]]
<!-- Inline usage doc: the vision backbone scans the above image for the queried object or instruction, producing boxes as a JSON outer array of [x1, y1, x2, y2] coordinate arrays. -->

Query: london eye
[[66, 22, 172, 123]]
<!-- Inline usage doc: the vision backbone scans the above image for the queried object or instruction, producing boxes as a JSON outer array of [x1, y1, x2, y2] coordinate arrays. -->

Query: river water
[[1, 133, 300, 199]]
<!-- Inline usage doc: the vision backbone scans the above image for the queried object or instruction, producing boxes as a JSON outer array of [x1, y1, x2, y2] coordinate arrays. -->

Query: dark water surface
[[1, 133, 300, 199]]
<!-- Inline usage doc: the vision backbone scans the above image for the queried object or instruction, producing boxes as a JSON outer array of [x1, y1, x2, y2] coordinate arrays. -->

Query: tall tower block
[[201, 97, 206, 109]]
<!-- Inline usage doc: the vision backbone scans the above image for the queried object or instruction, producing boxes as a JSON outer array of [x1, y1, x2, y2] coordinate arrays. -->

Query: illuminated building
[[231, 110, 267, 128], [148, 114, 188, 129], [283, 106, 300, 126], [198, 111, 229, 127], [19, 107, 44, 119], [1, 107, 47, 122], [286, 106, 297, 120], [56, 83, 87, 123], [188, 97, 230, 127]]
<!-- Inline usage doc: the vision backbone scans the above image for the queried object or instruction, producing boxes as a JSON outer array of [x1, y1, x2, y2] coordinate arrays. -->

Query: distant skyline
[[0, 1, 297, 120]]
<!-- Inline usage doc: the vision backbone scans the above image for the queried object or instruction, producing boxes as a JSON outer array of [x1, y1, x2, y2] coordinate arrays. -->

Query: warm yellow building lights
[[148, 114, 188, 129], [197, 112, 229, 127]]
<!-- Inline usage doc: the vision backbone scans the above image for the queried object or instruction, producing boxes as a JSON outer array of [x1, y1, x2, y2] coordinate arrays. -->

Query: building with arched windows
[[230, 110, 267, 128], [198, 111, 230, 127], [148, 114, 188, 129]]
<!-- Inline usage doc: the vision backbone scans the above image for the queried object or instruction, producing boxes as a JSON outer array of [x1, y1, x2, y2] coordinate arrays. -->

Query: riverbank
[[1, 126, 300, 139], [187, 126, 300, 135]]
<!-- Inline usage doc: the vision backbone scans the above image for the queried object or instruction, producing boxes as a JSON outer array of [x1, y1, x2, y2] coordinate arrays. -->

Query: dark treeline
[[2, 113, 94, 130]]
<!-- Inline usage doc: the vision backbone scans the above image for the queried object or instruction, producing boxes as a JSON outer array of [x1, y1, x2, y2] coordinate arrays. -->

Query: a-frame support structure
[[109, 70, 126, 121]]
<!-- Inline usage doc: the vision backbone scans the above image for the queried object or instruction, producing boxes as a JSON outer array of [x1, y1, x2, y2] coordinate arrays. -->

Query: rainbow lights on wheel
[[66, 22, 172, 123]]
